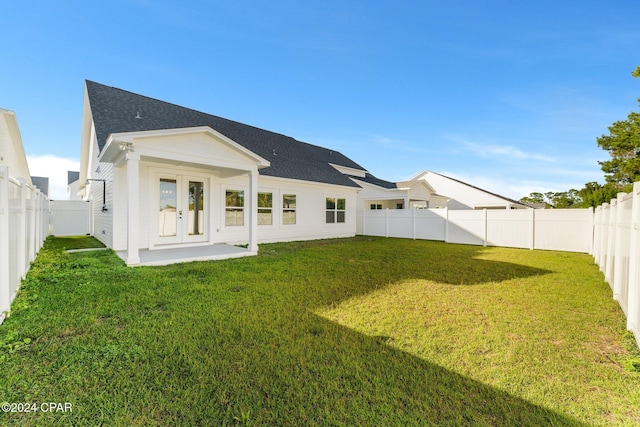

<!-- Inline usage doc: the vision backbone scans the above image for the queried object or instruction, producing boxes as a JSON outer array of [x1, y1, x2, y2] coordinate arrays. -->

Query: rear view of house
[[79, 81, 370, 265]]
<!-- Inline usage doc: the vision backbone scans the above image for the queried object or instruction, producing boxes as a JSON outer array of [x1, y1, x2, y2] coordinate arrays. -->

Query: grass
[[0, 236, 639, 426]]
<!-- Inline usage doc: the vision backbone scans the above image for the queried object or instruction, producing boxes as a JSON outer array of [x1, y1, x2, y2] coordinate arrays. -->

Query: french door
[[156, 174, 207, 245]]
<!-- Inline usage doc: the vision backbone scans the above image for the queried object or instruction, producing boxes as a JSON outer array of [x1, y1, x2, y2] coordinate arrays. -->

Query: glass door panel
[[188, 181, 204, 236], [159, 179, 178, 237]]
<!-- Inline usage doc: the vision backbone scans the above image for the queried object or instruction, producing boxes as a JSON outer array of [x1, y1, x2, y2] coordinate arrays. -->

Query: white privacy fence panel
[[361, 207, 592, 252], [487, 209, 533, 249], [534, 209, 594, 253], [447, 210, 485, 246], [0, 165, 48, 325], [50, 200, 91, 236], [415, 209, 447, 241]]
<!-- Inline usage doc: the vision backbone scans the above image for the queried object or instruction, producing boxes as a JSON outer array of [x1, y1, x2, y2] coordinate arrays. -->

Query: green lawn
[[1, 236, 638, 426]]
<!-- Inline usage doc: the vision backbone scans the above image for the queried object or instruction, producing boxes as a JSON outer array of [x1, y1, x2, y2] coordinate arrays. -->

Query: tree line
[[520, 66, 640, 208]]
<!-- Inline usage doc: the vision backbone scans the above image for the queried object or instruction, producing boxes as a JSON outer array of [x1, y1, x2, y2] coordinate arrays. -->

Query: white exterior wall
[[67, 180, 81, 200], [0, 110, 32, 184], [85, 122, 114, 248], [108, 159, 358, 251]]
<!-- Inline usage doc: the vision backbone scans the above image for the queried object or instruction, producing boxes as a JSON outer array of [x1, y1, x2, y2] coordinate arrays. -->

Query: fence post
[[627, 182, 640, 341], [412, 208, 416, 240], [529, 208, 535, 250], [27, 185, 36, 263], [593, 206, 601, 263], [0, 166, 10, 322], [444, 207, 449, 243], [612, 192, 627, 302], [604, 198, 618, 286], [362, 207, 366, 236], [17, 178, 27, 280], [385, 208, 389, 238], [589, 207, 596, 256], [482, 208, 488, 246]]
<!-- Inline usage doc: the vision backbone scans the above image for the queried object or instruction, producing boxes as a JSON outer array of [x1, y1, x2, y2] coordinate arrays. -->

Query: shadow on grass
[[235, 313, 589, 426]]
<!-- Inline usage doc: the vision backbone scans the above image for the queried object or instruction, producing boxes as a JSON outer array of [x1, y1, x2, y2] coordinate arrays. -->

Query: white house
[[411, 170, 530, 210], [79, 81, 369, 266], [67, 171, 81, 200], [0, 109, 32, 183], [1, 109, 48, 324], [348, 173, 448, 212]]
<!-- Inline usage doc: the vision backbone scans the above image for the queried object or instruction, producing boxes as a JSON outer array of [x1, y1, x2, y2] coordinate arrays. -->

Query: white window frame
[[282, 194, 296, 225], [225, 189, 244, 226], [258, 191, 273, 226], [326, 197, 346, 224]]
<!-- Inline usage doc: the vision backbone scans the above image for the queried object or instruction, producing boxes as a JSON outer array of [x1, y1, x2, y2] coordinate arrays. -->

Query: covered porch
[[116, 243, 255, 266], [100, 126, 270, 266]]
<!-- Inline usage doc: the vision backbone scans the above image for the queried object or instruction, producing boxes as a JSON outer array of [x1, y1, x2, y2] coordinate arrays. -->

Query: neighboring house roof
[[411, 170, 531, 208], [68, 170, 79, 185], [31, 176, 49, 196], [85, 81, 364, 188]]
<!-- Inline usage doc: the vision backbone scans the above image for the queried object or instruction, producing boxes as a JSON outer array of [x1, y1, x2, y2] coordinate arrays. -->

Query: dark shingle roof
[[85, 81, 364, 188], [68, 171, 79, 185], [31, 176, 49, 196], [348, 173, 398, 189]]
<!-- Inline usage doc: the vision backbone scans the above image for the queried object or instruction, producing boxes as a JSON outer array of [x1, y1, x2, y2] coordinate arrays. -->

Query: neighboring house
[[79, 81, 368, 265], [0, 109, 32, 183], [348, 173, 448, 212], [30, 176, 49, 198], [411, 170, 530, 210], [67, 170, 81, 200], [1, 109, 48, 324]]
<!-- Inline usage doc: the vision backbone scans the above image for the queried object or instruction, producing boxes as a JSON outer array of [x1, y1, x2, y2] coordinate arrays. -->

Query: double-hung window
[[225, 190, 244, 226], [258, 192, 273, 225], [283, 194, 296, 225], [326, 197, 346, 223]]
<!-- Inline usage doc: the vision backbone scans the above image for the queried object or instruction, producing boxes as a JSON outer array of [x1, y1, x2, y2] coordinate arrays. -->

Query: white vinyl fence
[[50, 200, 91, 236], [593, 183, 640, 347], [0, 165, 48, 325], [359, 207, 594, 253]]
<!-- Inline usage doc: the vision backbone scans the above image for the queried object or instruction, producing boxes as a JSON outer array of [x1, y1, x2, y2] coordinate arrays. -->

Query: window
[[283, 194, 296, 225], [396, 203, 404, 210], [370, 203, 382, 210], [225, 190, 244, 226], [258, 192, 272, 225], [326, 197, 346, 223]]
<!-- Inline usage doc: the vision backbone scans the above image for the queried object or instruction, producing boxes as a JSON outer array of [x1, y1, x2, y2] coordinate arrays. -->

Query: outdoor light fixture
[[86, 178, 108, 212], [119, 141, 134, 151]]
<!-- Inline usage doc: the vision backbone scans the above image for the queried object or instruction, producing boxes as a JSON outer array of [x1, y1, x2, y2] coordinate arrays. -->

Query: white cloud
[[26, 155, 80, 200], [461, 141, 556, 163]]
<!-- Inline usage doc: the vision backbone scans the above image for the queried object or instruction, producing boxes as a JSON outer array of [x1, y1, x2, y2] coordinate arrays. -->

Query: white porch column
[[248, 169, 258, 252], [126, 152, 141, 265]]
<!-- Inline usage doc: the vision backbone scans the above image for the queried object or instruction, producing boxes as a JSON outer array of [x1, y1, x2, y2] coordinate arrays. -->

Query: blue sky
[[2, 1, 639, 199]]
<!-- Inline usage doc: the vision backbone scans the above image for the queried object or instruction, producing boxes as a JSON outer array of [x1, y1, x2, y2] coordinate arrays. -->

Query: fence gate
[[50, 200, 91, 236]]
